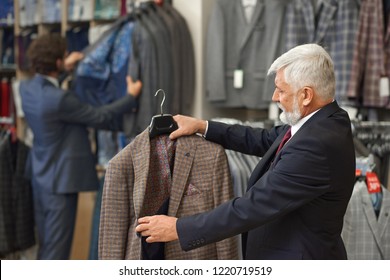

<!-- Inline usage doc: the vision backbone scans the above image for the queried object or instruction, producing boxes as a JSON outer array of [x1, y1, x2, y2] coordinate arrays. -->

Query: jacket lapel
[[247, 125, 289, 190], [314, 0, 337, 43], [168, 136, 197, 217], [132, 129, 150, 219], [238, 0, 265, 56], [301, 0, 316, 42]]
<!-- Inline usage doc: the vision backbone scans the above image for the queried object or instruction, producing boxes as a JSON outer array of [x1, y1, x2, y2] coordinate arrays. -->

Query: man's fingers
[[138, 216, 151, 224]]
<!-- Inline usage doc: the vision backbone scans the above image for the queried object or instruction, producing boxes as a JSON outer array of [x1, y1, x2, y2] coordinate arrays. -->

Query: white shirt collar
[[290, 108, 320, 137], [40, 74, 59, 88]]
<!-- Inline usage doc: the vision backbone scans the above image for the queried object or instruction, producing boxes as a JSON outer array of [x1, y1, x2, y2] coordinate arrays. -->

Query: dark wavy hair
[[26, 33, 67, 75]]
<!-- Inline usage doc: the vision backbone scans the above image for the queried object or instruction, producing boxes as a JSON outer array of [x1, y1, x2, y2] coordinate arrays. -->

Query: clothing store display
[[18, 0, 39, 27], [285, 0, 360, 106], [41, 0, 62, 24], [348, 0, 390, 108], [1, 27, 14, 66], [2, 0, 390, 262], [1, 78, 11, 117], [68, 0, 93, 22], [342, 181, 390, 259], [99, 128, 239, 260], [0, 0, 13, 26], [94, 0, 120, 20], [0, 134, 35, 257], [205, 0, 289, 109], [125, 2, 195, 139]]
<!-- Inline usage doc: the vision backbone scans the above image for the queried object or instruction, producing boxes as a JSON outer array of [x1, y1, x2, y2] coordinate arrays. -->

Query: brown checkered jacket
[[98, 128, 239, 259]]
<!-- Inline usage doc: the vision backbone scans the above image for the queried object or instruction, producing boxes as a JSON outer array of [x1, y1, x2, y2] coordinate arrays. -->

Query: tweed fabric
[[99, 128, 239, 260]]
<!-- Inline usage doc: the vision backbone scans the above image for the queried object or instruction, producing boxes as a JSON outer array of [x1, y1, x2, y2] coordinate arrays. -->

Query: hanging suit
[[99, 128, 239, 259], [205, 0, 289, 109], [348, 0, 390, 108], [342, 181, 390, 259], [285, 0, 360, 105]]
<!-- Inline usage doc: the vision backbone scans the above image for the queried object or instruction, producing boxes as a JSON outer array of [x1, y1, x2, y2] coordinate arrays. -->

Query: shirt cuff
[[203, 120, 209, 138], [196, 120, 208, 138]]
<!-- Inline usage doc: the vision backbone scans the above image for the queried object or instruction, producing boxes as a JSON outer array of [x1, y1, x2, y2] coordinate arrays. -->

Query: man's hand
[[126, 75, 143, 97], [169, 115, 207, 140], [135, 215, 178, 243], [64, 52, 84, 71]]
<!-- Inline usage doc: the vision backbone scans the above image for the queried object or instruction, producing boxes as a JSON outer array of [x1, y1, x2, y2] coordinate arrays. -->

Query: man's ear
[[56, 58, 63, 71], [302, 86, 314, 106]]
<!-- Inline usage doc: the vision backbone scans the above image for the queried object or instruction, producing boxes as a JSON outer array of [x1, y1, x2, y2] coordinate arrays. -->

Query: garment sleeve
[[206, 120, 286, 156], [99, 152, 134, 259], [58, 91, 138, 131]]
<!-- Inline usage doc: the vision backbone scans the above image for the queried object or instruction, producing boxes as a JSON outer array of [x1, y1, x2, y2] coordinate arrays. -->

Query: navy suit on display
[[20, 74, 137, 259], [177, 101, 356, 259]]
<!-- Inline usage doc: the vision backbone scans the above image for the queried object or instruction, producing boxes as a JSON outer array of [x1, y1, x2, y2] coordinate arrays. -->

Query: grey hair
[[267, 44, 335, 101]]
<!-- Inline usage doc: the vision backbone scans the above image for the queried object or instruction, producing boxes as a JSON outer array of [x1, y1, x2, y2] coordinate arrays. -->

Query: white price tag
[[234, 69, 244, 89], [380, 77, 390, 97]]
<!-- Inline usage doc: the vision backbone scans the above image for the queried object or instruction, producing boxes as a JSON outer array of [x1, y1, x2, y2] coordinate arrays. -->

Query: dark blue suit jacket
[[177, 101, 356, 259], [20, 74, 137, 194]]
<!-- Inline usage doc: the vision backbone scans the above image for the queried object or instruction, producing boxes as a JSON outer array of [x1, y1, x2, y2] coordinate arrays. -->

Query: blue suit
[[177, 101, 356, 259], [20, 74, 137, 259]]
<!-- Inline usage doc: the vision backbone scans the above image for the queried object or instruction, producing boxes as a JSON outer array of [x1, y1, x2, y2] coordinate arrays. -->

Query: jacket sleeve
[[99, 151, 134, 259], [58, 91, 138, 131], [206, 120, 286, 156]]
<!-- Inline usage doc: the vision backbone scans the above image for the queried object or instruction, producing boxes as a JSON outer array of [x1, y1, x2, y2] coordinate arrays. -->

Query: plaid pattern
[[342, 181, 390, 259], [348, 0, 390, 108], [285, 0, 360, 105], [99, 128, 239, 260], [0, 136, 35, 256]]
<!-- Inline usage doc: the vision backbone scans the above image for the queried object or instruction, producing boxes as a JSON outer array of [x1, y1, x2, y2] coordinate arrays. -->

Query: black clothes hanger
[[149, 89, 178, 138]]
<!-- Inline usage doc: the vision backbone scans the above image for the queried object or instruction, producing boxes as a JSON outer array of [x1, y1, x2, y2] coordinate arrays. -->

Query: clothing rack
[[352, 121, 390, 157]]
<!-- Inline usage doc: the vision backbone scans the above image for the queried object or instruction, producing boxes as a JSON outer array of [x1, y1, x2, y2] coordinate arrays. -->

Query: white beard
[[278, 97, 302, 126]]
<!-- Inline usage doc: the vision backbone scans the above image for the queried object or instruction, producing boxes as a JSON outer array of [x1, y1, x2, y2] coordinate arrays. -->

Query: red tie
[[276, 128, 292, 154]]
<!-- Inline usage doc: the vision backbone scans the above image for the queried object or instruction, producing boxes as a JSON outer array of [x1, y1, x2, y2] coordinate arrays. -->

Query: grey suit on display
[[206, 0, 289, 109]]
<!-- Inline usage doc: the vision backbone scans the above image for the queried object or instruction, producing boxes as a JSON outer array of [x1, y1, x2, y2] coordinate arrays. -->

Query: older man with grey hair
[[136, 44, 356, 260]]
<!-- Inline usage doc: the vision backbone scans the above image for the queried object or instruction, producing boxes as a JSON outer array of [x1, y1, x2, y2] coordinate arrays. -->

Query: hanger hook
[[155, 89, 165, 115]]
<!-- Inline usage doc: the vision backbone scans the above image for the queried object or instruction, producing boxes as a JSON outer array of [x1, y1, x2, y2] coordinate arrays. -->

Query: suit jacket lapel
[[314, 0, 337, 43], [301, 0, 316, 42], [238, 0, 265, 57], [132, 129, 150, 219], [168, 136, 197, 217], [247, 125, 289, 190]]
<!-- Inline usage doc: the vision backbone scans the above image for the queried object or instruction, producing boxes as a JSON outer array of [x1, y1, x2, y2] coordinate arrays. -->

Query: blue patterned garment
[[76, 21, 134, 80]]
